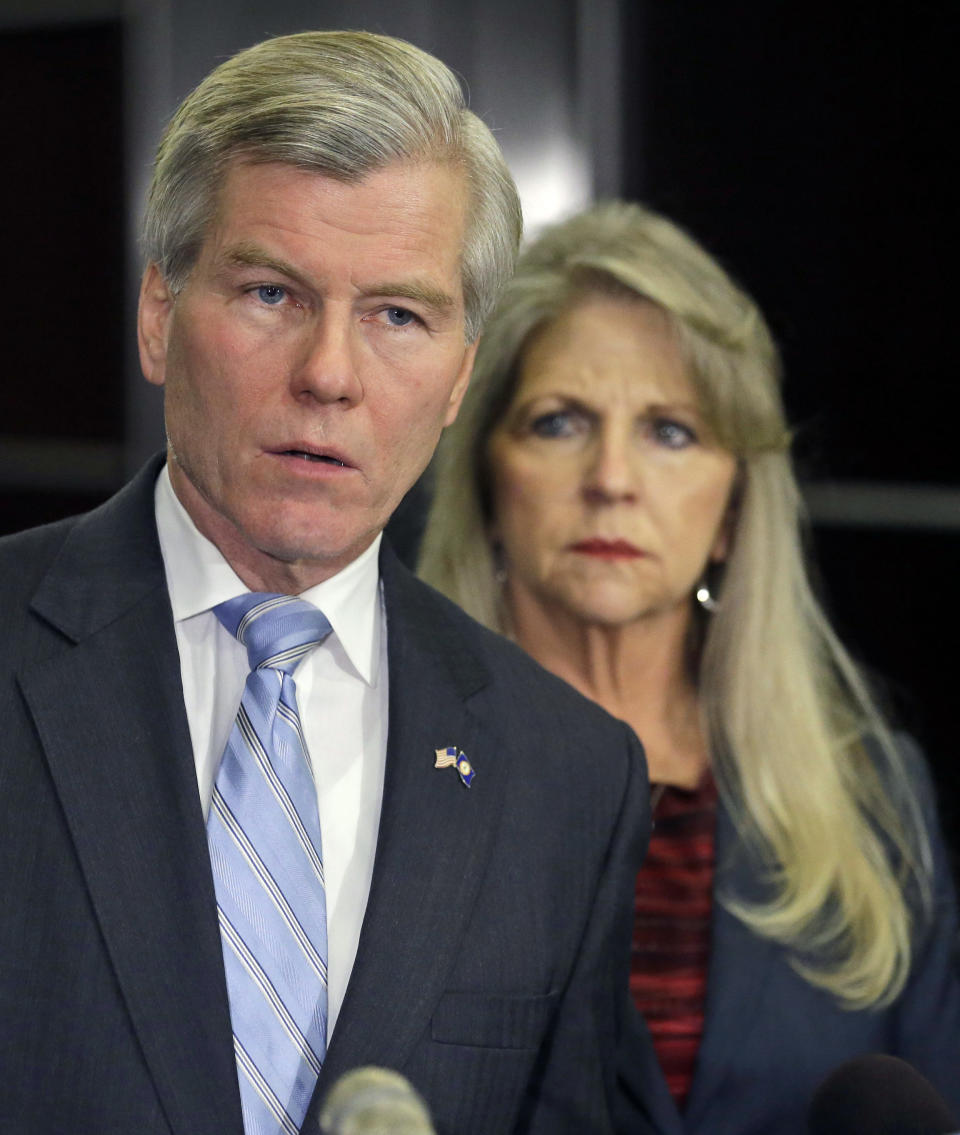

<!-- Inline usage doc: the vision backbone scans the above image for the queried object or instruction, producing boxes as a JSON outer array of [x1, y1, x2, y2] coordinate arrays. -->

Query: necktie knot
[[214, 592, 332, 675]]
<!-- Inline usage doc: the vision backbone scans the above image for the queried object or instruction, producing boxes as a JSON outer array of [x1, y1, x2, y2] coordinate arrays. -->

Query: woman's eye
[[385, 307, 416, 327], [529, 410, 583, 439], [652, 418, 696, 448], [256, 284, 287, 305]]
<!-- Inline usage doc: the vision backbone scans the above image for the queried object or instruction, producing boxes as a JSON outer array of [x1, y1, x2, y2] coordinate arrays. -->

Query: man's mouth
[[282, 449, 346, 466]]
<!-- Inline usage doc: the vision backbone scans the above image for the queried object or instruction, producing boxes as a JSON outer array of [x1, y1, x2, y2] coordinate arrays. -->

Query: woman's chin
[[554, 590, 682, 632]]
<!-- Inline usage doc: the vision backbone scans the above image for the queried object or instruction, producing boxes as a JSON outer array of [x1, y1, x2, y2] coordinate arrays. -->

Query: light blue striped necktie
[[208, 592, 331, 1135]]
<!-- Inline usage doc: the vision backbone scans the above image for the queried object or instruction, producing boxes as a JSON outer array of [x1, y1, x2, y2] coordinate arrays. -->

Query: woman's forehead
[[511, 295, 695, 404]]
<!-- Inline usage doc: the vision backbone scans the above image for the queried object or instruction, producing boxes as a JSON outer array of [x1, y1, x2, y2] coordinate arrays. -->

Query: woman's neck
[[508, 592, 709, 788]]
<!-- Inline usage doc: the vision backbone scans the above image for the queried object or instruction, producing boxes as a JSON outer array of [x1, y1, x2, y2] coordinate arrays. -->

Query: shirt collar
[[154, 464, 383, 686]]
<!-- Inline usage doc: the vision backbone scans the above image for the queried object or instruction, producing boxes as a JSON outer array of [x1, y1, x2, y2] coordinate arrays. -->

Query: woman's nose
[[582, 427, 638, 504]]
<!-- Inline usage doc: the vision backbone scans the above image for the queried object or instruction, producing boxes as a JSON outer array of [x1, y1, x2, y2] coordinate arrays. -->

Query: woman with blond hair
[[419, 201, 960, 1133]]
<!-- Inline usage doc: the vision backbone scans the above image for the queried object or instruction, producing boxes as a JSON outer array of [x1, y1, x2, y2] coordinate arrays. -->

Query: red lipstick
[[568, 539, 645, 559]]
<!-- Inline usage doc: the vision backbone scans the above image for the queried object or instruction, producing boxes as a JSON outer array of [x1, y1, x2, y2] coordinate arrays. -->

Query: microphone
[[318, 1066, 437, 1135], [808, 1053, 957, 1135]]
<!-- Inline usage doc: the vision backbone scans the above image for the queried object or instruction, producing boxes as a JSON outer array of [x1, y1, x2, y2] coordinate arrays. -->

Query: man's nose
[[291, 310, 364, 405], [582, 427, 639, 504]]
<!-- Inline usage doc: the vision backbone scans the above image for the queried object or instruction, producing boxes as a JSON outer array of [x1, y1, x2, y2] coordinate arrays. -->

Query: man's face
[[138, 159, 476, 590]]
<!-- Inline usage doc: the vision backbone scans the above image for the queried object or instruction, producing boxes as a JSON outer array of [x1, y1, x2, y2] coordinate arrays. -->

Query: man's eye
[[652, 418, 696, 448], [256, 284, 287, 305], [385, 307, 416, 327]]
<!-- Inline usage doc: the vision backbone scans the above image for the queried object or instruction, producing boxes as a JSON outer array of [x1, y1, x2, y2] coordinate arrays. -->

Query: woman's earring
[[695, 582, 718, 613], [695, 568, 720, 613]]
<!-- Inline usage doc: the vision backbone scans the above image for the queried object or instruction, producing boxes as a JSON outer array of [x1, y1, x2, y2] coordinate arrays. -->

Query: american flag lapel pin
[[434, 745, 476, 787]]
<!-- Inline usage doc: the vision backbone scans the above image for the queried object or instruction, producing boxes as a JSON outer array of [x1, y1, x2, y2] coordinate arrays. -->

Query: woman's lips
[[568, 538, 645, 559]]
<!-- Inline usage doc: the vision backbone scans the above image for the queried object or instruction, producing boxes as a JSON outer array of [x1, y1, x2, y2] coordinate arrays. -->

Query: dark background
[[2, 7, 956, 866], [0, 21, 125, 531]]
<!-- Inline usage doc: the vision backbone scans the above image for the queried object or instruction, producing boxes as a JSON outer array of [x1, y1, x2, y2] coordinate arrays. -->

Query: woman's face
[[487, 294, 738, 629]]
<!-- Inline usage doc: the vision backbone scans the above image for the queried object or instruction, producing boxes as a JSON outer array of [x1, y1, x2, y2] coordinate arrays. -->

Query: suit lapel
[[683, 800, 778, 1129], [17, 462, 243, 1135], [313, 549, 510, 1096]]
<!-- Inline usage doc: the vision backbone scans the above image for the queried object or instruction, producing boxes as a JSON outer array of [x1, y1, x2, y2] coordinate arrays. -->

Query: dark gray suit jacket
[[0, 460, 655, 1135]]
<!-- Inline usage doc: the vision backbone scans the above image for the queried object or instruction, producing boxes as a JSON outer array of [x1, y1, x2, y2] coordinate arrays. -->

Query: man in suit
[[0, 31, 652, 1135]]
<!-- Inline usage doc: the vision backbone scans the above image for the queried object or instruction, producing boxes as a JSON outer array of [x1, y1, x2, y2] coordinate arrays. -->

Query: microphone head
[[318, 1066, 436, 1135], [808, 1053, 957, 1135]]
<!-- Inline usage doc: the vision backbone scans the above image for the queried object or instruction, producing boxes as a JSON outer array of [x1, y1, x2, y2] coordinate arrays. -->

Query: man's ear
[[443, 337, 479, 427], [137, 263, 175, 387]]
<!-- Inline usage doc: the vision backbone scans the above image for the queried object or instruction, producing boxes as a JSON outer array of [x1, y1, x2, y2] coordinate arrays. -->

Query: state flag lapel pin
[[434, 745, 476, 787]]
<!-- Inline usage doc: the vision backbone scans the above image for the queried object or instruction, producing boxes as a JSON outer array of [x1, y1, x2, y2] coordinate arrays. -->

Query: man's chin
[[171, 466, 384, 585], [237, 510, 381, 576]]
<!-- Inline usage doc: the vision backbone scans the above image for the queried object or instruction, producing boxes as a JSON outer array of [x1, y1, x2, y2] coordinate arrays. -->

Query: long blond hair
[[419, 200, 931, 1008]]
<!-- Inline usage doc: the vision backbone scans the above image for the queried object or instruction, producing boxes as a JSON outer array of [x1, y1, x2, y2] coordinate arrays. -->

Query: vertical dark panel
[[1, 20, 124, 531]]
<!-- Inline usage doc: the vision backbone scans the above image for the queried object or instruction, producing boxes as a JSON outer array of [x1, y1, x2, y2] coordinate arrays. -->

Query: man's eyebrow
[[219, 242, 304, 282], [366, 281, 457, 313]]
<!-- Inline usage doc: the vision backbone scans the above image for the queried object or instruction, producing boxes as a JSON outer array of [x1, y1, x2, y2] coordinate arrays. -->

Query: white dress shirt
[[154, 467, 388, 1037]]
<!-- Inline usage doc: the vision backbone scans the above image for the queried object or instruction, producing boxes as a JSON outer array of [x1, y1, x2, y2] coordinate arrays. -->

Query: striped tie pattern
[[208, 593, 331, 1135]]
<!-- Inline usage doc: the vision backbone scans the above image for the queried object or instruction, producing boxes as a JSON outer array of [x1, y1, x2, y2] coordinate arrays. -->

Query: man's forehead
[[211, 157, 467, 228], [204, 158, 465, 261]]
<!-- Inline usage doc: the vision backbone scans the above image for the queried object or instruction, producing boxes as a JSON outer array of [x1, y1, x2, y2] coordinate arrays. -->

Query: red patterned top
[[630, 773, 718, 1112]]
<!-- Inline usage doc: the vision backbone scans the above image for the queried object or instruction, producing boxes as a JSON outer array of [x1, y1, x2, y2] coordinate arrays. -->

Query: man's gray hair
[[141, 30, 522, 341]]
